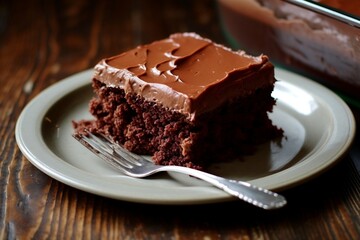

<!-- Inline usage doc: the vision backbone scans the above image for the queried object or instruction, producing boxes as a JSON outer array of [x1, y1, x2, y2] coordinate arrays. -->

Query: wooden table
[[1, 0, 359, 239]]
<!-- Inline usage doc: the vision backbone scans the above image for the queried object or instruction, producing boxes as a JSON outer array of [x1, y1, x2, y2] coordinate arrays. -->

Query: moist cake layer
[[94, 32, 275, 120]]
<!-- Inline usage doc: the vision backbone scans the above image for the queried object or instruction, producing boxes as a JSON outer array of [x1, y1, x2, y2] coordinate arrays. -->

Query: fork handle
[[159, 166, 287, 209], [210, 176, 286, 209]]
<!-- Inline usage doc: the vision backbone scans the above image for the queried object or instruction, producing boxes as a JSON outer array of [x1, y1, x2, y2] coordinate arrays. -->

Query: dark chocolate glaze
[[94, 33, 275, 120]]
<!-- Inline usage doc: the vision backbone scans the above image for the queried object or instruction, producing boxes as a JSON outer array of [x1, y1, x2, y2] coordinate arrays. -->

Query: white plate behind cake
[[15, 68, 356, 205]]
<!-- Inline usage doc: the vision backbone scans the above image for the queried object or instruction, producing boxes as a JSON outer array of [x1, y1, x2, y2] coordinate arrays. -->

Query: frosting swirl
[[94, 33, 275, 120]]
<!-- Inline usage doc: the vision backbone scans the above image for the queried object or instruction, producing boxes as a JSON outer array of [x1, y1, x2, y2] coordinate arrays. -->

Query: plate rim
[[15, 68, 356, 205]]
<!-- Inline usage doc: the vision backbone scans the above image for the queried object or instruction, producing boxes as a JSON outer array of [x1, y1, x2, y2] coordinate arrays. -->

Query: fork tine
[[81, 131, 151, 168], [88, 133, 139, 168], [112, 146, 142, 166], [74, 132, 134, 170], [96, 133, 149, 167], [86, 132, 113, 155]]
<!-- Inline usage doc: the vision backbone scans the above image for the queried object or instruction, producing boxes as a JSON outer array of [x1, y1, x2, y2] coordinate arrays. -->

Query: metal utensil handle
[[160, 165, 287, 210]]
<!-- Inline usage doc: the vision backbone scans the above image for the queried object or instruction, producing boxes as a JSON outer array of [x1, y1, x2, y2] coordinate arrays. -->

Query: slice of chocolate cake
[[73, 32, 283, 170]]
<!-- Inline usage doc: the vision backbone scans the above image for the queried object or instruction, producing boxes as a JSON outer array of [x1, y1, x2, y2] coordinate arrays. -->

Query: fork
[[73, 131, 287, 210]]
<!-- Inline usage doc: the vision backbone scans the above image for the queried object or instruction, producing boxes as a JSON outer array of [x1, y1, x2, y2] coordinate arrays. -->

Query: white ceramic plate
[[15, 68, 356, 205]]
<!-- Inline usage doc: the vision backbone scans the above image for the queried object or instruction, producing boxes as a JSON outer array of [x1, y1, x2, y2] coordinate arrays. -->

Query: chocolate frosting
[[93, 33, 275, 120]]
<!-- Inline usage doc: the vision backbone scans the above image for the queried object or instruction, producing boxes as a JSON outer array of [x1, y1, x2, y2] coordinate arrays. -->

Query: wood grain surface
[[1, 0, 359, 239]]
